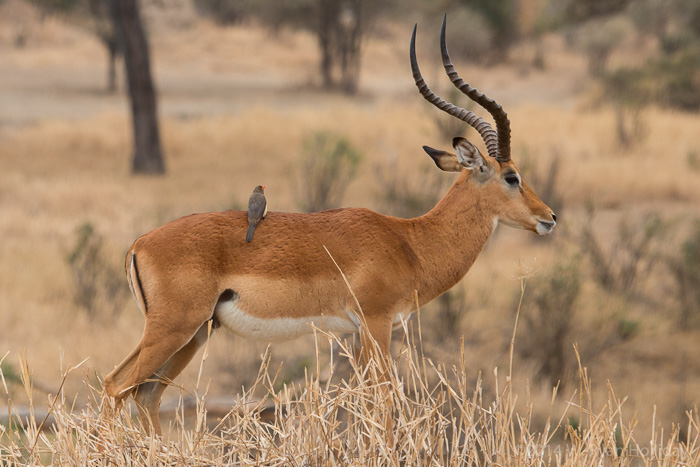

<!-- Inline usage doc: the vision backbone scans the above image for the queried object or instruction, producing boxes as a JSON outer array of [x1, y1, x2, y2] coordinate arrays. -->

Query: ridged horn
[[439, 15, 511, 162]]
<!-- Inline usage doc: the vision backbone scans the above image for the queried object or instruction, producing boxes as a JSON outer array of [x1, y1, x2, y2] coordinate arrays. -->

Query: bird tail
[[246, 223, 256, 243]]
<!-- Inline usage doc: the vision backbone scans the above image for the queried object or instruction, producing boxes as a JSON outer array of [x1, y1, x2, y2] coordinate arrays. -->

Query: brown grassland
[[0, 1, 699, 464]]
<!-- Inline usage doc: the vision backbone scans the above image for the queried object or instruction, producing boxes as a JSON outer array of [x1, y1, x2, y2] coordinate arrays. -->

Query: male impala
[[105, 18, 556, 435]]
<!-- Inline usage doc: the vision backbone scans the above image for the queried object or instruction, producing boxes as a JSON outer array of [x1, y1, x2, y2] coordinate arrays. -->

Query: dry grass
[[1, 315, 699, 465]]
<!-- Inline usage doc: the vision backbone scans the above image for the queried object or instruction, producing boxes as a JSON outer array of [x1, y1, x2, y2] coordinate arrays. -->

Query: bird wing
[[248, 194, 267, 222]]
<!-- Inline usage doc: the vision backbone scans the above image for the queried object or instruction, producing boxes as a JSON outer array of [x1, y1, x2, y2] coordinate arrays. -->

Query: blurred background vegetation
[[0, 0, 698, 445]]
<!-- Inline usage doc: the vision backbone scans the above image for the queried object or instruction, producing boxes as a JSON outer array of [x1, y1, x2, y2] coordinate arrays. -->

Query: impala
[[104, 18, 556, 435]]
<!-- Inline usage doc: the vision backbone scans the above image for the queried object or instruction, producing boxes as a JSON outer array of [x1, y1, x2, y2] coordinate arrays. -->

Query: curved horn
[[410, 24, 500, 163], [439, 15, 511, 162]]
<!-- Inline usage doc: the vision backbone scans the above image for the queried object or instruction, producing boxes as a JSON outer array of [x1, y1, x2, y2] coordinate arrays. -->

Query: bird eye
[[505, 174, 520, 186]]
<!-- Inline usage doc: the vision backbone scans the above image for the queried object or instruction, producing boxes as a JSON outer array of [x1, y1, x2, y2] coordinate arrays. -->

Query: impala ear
[[422, 146, 462, 172], [452, 137, 488, 171]]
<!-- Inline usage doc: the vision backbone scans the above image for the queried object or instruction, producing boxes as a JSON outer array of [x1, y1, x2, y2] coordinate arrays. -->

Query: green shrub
[[668, 220, 700, 329], [294, 131, 362, 213], [67, 222, 129, 322], [616, 318, 640, 341], [192, 0, 261, 24], [0, 360, 21, 387], [519, 259, 581, 387], [603, 40, 700, 112], [579, 209, 666, 296], [429, 287, 469, 342]]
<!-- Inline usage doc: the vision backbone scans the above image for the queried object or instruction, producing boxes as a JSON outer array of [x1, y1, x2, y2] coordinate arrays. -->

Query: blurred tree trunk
[[90, 0, 121, 93], [106, 37, 119, 92], [113, 0, 165, 175], [318, 0, 338, 89], [337, 0, 362, 95], [317, 0, 364, 95]]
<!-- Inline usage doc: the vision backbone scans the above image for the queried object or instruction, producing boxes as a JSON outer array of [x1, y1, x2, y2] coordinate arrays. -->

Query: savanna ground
[[1, 0, 699, 464]]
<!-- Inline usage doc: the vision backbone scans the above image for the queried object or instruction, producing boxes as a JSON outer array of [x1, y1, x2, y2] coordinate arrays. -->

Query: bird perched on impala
[[246, 185, 267, 242]]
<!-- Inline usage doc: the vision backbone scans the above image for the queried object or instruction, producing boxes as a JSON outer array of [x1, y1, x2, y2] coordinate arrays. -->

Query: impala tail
[[125, 248, 148, 316]]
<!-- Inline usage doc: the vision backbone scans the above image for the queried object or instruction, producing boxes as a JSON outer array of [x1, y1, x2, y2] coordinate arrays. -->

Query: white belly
[[214, 300, 359, 341], [392, 311, 413, 330]]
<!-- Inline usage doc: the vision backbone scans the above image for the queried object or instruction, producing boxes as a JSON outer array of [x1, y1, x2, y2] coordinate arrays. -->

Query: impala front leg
[[359, 315, 392, 368], [359, 315, 395, 446]]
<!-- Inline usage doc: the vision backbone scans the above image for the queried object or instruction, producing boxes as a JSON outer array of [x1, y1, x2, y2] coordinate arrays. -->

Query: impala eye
[[505, 174, 520, 186]]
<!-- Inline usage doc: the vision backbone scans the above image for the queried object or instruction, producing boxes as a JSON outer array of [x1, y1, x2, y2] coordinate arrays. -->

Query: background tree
[[462, 0, 519, 61], [26, 0, 122, 92], [411, 0, 520, 64], [318, 0, 364, 94], [195, 0, 377, 95], [113, 0, 166, 174], [89, 0, 122, 93]]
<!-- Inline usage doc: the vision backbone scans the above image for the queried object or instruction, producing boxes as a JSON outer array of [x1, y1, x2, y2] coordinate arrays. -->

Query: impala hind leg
[[133, 322, 212, 435], [104, 311, 213, 433]]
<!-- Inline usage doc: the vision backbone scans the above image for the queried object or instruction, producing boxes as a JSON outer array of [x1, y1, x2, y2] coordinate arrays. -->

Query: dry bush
[[688, 150, 700, 172], [67, 222, 130, 323], [428, 286, 470, 342], [518, 259, 581, 388], [294, 131, 362, 213], [668, 219, 700, 330], [576, 17, 631, 76], [578, 207, 667, 297]]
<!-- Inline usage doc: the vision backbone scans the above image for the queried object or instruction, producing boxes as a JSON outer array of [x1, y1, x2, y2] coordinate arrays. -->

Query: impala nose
[[536, 212, 556, 235]]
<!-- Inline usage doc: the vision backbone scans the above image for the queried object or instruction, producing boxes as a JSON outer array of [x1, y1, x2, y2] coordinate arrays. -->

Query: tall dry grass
[[1, 307, 699, 465]]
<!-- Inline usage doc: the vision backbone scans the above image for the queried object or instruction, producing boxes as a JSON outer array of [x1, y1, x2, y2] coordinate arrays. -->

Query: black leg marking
[[132, 253, 148, 314]]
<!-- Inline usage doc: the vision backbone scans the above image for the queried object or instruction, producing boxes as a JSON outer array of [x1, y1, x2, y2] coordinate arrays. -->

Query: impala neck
[[409, 171, 497, 305]]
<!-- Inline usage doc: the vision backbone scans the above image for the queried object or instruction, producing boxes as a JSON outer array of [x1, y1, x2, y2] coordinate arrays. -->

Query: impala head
[[411, 16, 556, 235]]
